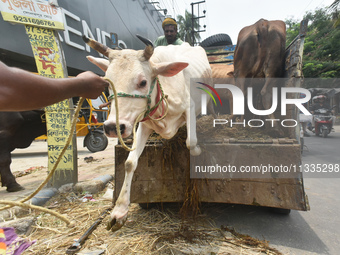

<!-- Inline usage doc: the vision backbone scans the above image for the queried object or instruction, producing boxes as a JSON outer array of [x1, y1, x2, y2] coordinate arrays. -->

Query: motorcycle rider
[[310, 95, 335, 131], [310, 95, 332, 114]]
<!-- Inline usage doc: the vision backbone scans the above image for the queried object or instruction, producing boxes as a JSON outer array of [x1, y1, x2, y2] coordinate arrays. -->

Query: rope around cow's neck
[[103, 77, 169, 151], [104, 78, 143, 151]]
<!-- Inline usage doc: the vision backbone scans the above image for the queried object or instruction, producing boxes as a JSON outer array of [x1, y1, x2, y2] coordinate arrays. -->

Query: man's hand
[[75, 71, 109, 99]]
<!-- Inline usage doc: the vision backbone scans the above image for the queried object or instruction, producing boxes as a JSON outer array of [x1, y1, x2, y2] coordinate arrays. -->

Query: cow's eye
[[139, 80, 147, 88]]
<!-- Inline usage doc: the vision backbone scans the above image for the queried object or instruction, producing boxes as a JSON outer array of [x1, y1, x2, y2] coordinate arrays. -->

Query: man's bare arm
[[0, 61, 109, 111]]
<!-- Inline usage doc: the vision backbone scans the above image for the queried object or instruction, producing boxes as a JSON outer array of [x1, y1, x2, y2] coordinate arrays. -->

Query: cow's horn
[[136, 34, 154, 60], [82, 35, 111, 57]]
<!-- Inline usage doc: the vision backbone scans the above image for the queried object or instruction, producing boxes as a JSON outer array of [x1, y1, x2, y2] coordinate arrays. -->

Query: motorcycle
[[312, 107, 334, 138]]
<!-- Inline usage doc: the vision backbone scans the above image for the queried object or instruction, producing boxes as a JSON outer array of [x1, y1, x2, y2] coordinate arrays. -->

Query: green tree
[[329, 0, 340, 27], [285, 18, 301, 45], [285, 7, 340, 83], [176, 10, 200, 45]]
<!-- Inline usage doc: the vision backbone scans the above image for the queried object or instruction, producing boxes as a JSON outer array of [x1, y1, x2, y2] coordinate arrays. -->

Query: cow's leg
[[260, 77, 271, 96], [261, 79, 278, 122], [108, 123, 153, 231], [261, 82, 283, 136], [0, 151, 24, 192], [235, 78, 246, 121], [186, 99, 201, 156], [227, 90, 234, 119], [207, 100, 217, 118]]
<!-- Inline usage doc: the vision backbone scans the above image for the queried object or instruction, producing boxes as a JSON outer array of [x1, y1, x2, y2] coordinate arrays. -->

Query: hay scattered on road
[[23, 191, 282, 255]]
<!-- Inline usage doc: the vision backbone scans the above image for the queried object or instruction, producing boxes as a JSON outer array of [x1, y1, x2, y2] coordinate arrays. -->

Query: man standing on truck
[[154, 18, 183, 47]]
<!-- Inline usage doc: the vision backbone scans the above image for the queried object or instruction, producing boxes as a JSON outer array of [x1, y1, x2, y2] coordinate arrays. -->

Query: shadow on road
[[201, 203, 328, 254]]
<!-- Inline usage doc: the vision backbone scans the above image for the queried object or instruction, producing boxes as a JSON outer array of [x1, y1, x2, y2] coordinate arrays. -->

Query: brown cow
[[233, 19, 286, 123]]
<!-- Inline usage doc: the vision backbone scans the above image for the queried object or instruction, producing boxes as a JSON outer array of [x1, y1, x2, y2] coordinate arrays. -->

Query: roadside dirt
[[0, 137, 117, 201]]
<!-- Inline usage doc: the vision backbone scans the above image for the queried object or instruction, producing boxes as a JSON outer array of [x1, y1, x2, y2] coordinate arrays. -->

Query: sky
[[162, 0, 335, 44]]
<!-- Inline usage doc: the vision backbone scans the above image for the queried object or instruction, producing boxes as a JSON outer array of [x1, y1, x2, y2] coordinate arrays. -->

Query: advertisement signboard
[[0, 0, 77, 187], [0, 0, 64, 29], [0, 0, 164, 73]]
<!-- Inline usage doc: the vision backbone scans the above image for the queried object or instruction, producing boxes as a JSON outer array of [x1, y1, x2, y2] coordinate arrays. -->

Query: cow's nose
[[104, 123, 125, 136], [118, 124, 126, 134]]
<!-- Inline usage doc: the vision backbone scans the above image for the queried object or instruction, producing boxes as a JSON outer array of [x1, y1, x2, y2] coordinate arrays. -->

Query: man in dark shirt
[[310, 95, 332, 114]]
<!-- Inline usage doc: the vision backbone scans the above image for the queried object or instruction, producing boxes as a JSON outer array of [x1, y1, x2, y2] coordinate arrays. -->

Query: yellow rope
[[104, 77, 170, 151], [104, 78, 145, 151], [0, 98, 85, 227], [0, 77, 167, 225], [0, 200, 75, 227]]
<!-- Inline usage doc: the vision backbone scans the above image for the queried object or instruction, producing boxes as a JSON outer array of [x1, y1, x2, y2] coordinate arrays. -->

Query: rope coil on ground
[[0, 200, 74, 227]]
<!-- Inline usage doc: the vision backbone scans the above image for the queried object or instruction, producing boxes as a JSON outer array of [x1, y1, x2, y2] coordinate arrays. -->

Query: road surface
[[6, 127, 340, 255], [204, 126, 340, 255]]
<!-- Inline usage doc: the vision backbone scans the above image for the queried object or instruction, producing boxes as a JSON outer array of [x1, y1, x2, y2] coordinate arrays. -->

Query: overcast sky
[[167, 0, 335, 44]]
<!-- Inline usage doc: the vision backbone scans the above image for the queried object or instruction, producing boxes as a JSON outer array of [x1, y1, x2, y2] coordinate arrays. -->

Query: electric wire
[[137, 0, 164, 35], [108, 0, 136, 39]]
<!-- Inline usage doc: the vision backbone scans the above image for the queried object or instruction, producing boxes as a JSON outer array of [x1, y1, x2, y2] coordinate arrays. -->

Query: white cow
[[83, 35, 212, 231]]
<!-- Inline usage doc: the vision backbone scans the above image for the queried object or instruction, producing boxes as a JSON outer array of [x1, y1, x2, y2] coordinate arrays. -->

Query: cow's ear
[[227, 71, 234, 77], [86, 56, 110, 72], [154, 62, 189, 77]]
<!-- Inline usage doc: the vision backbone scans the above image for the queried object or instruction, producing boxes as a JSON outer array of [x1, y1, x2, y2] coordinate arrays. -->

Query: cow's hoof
[[190, 145, 201, 156], [6, 183, 25, 192], [106, 216, 127, 232]]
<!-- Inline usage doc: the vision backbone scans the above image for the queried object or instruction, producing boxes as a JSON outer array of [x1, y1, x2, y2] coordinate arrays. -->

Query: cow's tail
[[254, 19, 269, 76]]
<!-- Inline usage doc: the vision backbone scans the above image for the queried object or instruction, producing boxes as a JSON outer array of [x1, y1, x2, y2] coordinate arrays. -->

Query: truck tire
[[200, 33, 233, 47]]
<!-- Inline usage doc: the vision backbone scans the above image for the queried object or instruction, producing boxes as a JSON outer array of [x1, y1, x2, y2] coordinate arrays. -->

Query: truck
[[114, 20, 310, 214]]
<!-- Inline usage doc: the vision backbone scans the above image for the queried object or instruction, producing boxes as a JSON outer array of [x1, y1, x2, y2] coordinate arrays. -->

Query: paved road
[[1, 137, 117, 204], [6, 128, 340, 255], [204, 126, 340, 255], [10, 137, 96, 173]]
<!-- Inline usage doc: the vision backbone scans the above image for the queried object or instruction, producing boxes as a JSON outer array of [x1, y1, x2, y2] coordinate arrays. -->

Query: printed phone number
[[13, 15, 56, 27], [298, 164, 340, 173]]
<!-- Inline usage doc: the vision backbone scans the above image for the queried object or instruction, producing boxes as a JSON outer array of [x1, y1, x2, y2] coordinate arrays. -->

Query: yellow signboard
[[26, 25, 76, 184], [0, 0, 64, 30], [25, 26, 64, 78], [1, 1, 77, 187]]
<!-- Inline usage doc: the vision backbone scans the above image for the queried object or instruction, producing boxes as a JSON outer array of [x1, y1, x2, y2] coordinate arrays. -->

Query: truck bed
[[114, 20, 310, 212]]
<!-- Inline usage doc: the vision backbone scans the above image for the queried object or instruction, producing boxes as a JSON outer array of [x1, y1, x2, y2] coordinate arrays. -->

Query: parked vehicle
[[76, 93, 109, 152], [36, 93, 110, 152]]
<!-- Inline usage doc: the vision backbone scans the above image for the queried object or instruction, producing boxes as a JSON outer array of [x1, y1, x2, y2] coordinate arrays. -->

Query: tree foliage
[[286, 7, 340, 84], [329, 0, 340, 27], [176, 10, 200, 45]]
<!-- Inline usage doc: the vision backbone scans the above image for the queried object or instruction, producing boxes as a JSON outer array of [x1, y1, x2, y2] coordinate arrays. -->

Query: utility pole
[[191, 1, 206, 46]]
